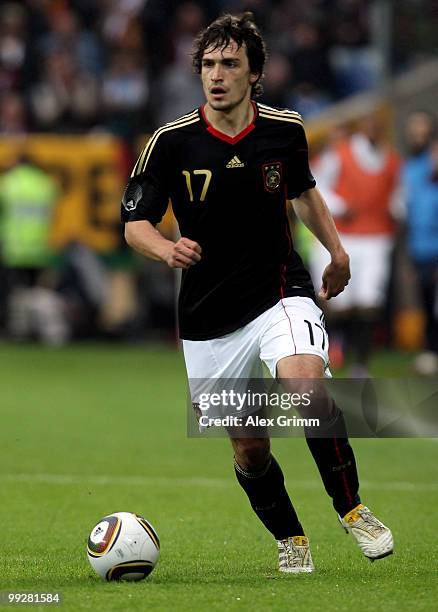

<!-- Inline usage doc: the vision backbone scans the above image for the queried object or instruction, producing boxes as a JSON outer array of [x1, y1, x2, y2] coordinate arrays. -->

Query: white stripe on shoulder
[[259, 112, 303, 126], [162, 109, 199, 127], [132, 115, 200, 177], [257, 103, 302, 119]]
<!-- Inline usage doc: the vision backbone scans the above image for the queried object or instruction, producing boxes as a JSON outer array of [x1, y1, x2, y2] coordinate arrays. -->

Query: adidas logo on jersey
[[226, 156, 245, 168]]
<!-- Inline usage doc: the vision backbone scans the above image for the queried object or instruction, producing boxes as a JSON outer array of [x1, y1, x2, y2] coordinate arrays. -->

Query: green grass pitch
[[0, 344, 437, 611]]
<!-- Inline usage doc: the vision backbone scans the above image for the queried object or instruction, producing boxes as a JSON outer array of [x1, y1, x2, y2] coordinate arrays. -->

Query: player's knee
[[233, 438, 270, 471]]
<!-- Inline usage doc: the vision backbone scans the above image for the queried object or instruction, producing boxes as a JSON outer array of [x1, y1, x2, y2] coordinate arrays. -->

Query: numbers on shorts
[[304, 319, 326, 350]]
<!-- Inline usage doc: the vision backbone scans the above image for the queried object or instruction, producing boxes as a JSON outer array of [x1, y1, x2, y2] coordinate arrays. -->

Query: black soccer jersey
[[122, 102, 317, 340]]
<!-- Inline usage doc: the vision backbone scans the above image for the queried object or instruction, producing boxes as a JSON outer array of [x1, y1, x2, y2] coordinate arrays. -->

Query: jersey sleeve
[[285, 123, 316, 199], [121, 131, 170, 225]]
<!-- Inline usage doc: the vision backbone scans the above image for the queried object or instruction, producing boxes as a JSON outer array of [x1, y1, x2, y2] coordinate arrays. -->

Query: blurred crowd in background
[[1, 0, 438, 136], [1, 0, 438, 375]]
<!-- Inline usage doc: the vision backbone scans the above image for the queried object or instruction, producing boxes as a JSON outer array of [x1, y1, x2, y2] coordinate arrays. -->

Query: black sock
[[349, 315, 376, 366], [234, 454, 304, 540], [305, 403, 361, 517]]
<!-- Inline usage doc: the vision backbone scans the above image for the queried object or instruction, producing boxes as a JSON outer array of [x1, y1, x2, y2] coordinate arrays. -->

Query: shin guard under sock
[[234, 454, 304, 539], [305, 403, 360, 517]]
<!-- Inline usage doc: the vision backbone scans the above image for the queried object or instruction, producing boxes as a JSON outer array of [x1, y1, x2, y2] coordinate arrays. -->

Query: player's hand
[[164, 237, 202, 269], [319, 251, 350, 300]]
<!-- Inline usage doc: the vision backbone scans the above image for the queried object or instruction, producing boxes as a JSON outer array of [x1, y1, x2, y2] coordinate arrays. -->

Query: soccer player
[[122, 13, 393, 573]]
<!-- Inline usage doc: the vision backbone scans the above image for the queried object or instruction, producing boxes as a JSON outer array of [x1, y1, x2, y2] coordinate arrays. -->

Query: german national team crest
[[262, 162, 282, 192]]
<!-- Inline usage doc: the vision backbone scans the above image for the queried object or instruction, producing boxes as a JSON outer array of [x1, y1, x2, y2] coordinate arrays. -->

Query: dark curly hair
[[192, 12, 266, 98]]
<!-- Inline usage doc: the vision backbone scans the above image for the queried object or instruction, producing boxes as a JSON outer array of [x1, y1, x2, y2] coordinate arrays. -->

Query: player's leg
[[260, 297, 393, 561], [230, 433, 304, 539], [277, 355, 393, 560], [276, 354, 361, 519], [229, 430, 313, 573], [183, 312, 312, 572], [224, 310, 313, 573]]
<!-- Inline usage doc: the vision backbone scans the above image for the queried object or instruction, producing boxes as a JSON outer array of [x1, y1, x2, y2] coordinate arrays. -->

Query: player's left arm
[[291, 187, 350, 300]]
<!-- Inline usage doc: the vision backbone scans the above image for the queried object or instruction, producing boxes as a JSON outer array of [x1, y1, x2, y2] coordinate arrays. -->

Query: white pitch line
[[0, 473, 229, 488], [0, 473, 437, 492]]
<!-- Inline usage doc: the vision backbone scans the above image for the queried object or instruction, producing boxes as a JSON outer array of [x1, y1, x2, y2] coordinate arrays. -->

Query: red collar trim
[[201, 102, 257, 144]]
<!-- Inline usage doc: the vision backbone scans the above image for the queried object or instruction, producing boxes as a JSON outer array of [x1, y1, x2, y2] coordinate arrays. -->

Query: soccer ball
[[87, 512, 160, 581]]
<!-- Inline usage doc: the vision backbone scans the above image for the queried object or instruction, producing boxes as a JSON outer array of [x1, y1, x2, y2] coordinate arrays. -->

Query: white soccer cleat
[[277, 536, 314, 573], [339, 504, 394, 561]]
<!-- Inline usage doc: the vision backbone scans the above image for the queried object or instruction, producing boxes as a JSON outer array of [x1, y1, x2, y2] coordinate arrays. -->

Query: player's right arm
[[122, 131, 201, 269], [124, 220, 201, 269]]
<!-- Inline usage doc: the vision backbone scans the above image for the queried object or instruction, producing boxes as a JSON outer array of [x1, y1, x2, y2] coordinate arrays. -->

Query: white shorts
[[183, 297, 330, 389], [310, 234, 393, 310]]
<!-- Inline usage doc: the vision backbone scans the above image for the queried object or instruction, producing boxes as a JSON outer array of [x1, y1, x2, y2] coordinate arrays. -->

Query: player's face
[[201, 41, 258, 112]]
